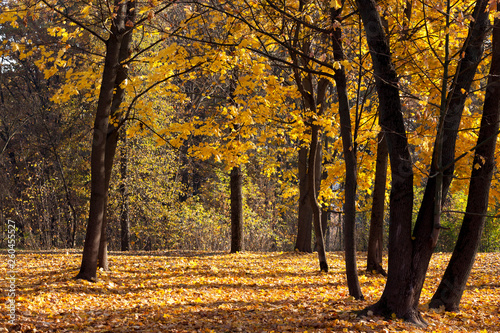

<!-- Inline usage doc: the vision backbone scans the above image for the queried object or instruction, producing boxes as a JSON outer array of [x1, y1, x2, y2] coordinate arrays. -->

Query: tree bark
[[295, 146, 313, 252], [120, 134, 130, 252], [331, 4, 363, 298], [366, 132, 388, 276], [308, 123, 328, 272], [356, 0, 416, 323], [230, 165, 244, 253], [97, 0, 135, 268], [429, 11, 499, 311], [76, 1, 133, 281], [407, 0, 488, 313], [97, 128, 119, 270], [76, 37, 122, 281]]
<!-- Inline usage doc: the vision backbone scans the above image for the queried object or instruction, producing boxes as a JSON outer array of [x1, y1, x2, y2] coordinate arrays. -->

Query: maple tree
[[356, 0, 494, 326], [2, 0, 500, 329], [430, 5, 500, 311]]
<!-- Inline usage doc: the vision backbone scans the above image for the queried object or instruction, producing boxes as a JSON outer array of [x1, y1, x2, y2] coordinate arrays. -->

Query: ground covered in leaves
[[1, 251, 499, 332]]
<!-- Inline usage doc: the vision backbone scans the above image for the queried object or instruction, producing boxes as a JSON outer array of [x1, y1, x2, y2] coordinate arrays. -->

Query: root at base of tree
[[320, 261, 328, 272], [365, 263, 387, 277], [357, 301, 428, 328]]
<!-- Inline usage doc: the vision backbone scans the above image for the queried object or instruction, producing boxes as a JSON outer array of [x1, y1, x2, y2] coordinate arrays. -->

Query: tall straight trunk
[[120, 134, 130, 251], [230, 166, 244, 253], [357, 0, 489, 326], [429, 12, 499, 311], [308, 123, 328, 272], [296, 146, 313, 252], [366, 132, 388, 275], [76, 1, 132, 282], [289, 1, 328, 268], [97, 128, 118, 270], [331, 4, 363, 299]]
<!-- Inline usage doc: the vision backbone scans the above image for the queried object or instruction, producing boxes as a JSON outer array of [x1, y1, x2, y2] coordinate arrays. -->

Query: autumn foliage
[[1, 0, 500, 329], [1, 250, 500, 332]]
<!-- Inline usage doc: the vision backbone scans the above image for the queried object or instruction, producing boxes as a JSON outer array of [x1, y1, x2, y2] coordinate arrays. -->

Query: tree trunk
[[407, 0, 488, 314], [295, 146, 313, 252], [230, 166, 244, 253], [308, 124, 328, 272], [76, 1, 133, 282], [366, 132, 388, 276], [97, 128, 119, 270], [97, 0, 135, 268], [76, 37, 122, 281], [356, 0, 417, 323], [357, 0, 489, 325], [331, 5, 363, 298], [120, 134, 130, 252], [429, 11, 499, 311]]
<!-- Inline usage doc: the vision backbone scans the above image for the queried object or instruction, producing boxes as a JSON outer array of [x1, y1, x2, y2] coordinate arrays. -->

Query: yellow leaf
[[330, 0, 342, 10], [81, 5, 91, 16]]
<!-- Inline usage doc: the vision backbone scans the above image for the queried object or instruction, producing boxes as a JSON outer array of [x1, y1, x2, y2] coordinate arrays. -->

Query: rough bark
[[429, 12, 499, 312], [76, 1, 132, 282], [366, 132, 388, 276], [331, 5, 363, 298], [230, 166, 244, 253]]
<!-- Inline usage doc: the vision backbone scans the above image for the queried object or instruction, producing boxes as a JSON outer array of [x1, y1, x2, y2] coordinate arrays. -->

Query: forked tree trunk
[[331, 4, 363, 298], [76, 36, 123, 281], [76, 1, 133, 282], [97, 0, 135, 268], [230, 165, 244, 253], [406, 0, 489, 314], [357, 0, 489, 326], [430, 11, 499, 311], [366, 132, 388, 276]]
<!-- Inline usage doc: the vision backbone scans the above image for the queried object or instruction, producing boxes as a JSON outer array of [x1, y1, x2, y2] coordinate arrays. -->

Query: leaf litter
[[1, 251, 499, 332]]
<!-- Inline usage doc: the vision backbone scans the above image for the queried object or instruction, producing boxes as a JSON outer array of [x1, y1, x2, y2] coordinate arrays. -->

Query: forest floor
[[1, 250, 499, 332]]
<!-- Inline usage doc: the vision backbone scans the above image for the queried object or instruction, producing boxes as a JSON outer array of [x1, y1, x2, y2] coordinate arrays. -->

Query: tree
[[73, 0, 136, 281], [356, 0, 489, 325], [366, 132, 388, 275], [331, 0, 363, 298], [97, 0, 136, 270], [230, 165, 244, 252], [429, 4, 500, 311], [119, 133, 130, 252], [0, 3, 91, 249]]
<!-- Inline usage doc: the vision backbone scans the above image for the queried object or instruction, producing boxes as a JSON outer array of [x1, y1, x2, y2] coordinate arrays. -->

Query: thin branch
[[40, 0, 106, 43]]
